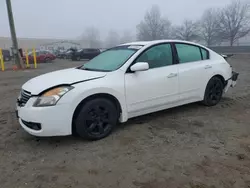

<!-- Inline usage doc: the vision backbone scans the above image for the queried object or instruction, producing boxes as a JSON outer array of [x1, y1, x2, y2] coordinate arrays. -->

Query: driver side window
[[136, 43, 173, 69]]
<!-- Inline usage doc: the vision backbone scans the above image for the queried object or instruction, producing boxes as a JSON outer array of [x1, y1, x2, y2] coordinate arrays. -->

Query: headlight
[[33, 86, 74, 107]]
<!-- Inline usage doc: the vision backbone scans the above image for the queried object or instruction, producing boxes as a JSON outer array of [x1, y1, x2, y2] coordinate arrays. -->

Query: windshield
[[80, 45, 142, 72]]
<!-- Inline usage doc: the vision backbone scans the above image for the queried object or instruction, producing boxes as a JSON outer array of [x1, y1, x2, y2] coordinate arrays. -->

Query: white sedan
[[16, 40, 239, 140]]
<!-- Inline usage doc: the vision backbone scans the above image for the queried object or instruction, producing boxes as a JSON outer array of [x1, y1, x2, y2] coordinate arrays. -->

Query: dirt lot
[[1, 56, 250, 188]]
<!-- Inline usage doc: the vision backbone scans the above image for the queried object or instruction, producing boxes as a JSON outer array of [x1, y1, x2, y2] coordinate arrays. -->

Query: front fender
[[59, 86, 128, 124]]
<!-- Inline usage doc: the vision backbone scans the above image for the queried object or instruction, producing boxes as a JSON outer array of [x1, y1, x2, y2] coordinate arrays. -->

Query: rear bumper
[[231, 71, 239, 82], [224, 71, 239, 92]]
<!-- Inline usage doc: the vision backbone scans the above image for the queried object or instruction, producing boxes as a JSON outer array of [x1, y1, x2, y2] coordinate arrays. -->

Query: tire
[[74, 98, 118, 140], [202, 77, 224, 106], [44, 58, 51, 63]]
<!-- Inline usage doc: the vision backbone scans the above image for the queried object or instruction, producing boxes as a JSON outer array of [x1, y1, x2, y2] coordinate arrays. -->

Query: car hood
[[22, 68, 106, 95]]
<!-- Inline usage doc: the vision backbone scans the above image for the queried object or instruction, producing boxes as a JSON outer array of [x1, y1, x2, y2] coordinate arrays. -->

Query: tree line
[[79, 28, 134, 49], [80, 0, 250, 48]]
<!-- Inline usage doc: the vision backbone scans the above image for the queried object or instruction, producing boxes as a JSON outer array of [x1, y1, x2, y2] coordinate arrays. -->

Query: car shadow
[[23, 134, 85, 147]]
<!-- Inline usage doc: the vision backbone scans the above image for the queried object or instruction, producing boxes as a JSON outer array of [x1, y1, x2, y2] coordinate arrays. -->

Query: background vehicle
[[22, 50, 56, 63], [1, 49, 11, 61], [56, 50, 67, 59], [57, 48, 77, 59], [100, 48, 107, 52], [65, 48, 76, 59], [71, 48, 101, 61]]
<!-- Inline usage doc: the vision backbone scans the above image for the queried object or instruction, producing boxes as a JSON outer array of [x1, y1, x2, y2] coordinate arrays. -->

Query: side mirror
[[130, 62, 149, 72]]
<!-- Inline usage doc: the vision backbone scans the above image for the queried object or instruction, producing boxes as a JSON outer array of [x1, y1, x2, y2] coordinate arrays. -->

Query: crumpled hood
[[22, 68, 106, 95]]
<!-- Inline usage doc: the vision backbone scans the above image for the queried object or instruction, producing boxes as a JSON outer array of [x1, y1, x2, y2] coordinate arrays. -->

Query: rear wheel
[[74, 98, 118, 140], [202, 77, 224, 106], [44, 58, 51, 63]]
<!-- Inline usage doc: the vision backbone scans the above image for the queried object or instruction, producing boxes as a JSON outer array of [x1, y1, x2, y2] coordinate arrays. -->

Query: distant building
[[0, 37, 87, 51]]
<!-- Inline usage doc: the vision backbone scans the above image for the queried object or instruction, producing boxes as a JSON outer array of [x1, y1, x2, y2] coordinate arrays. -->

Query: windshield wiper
[[80, 66, 110, 72], [81, 67, 96, 71]]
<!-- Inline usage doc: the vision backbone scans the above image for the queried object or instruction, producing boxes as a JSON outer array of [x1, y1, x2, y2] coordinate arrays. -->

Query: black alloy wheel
[[203, 77, 224, 106], [75, 98, 118, 140]]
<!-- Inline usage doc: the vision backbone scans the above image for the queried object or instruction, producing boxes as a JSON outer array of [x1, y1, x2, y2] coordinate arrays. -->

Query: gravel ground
[[0, 56, 250, 188]]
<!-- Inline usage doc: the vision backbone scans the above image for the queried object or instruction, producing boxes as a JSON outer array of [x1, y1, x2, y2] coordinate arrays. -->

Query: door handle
[[205, 65, 212, 69], [167, 73, 178, 78]]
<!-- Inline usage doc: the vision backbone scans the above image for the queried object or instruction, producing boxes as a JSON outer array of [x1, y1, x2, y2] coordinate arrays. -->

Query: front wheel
[[74, 98, 118, 140], [44, 58, 51, 63], [202, 77, 224, 106]]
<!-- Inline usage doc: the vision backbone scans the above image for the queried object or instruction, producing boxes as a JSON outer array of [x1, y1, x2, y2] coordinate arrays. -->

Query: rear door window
[[175, 43, 202, 63], [201, 48, 209, 60]]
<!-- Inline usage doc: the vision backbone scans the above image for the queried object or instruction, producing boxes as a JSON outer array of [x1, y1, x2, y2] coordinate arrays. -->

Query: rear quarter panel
[[37, 55, 45, 62], [199, 50, 232, 97], [209, 50, 232, 80], [48, 54, 56, 60]]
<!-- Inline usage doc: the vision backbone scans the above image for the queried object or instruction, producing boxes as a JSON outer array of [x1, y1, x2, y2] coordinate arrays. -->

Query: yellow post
[[0, 48, 5, 71], [32, 48, 37, 68], [25, 49, 29, 68]]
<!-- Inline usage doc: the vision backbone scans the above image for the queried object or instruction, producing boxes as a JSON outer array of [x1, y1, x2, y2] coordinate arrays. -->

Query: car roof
[[119, 40, 207, 48]]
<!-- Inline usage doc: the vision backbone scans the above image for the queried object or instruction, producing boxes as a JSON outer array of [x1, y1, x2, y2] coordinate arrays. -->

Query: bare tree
[[200, 8, 221, 46], [136, 5, 171, 41], [120, 30, 134, 44], [173, 20, 200, 41], [105, 30, 120, 48], [218, 0, 250, 46], [81, 27, 102, 48]]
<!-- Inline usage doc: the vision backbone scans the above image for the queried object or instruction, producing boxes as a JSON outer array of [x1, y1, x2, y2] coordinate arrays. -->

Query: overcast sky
[[0, 0, 232, 39]]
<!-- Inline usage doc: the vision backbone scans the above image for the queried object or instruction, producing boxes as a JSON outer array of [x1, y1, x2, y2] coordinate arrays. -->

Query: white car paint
[[16, 40, 237, 137], [125, 64, 179, 114], [22, 68, 106, 94]]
